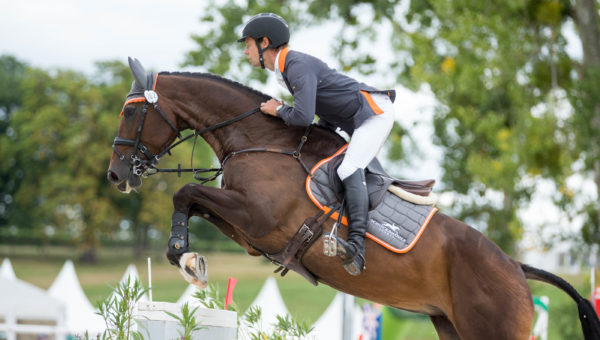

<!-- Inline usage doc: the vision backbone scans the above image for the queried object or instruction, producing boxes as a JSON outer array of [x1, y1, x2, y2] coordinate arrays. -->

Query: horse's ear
[[128, 57, 148, 90]]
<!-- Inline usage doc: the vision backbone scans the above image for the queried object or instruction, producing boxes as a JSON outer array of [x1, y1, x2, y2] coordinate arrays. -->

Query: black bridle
[[112, 89, 261, 181]]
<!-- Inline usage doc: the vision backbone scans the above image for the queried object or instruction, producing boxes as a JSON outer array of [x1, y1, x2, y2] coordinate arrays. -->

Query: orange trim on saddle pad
[[360, 91, 384, 115], [305, 145, 438, 254], [367, 207, 437, 253]]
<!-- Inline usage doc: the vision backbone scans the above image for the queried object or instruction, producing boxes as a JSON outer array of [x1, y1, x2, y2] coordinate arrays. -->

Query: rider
[[238, 13, 396, 275]]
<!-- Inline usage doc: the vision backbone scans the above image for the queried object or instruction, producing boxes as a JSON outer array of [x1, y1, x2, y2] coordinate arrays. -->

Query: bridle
[[112, 87, 263, 182]]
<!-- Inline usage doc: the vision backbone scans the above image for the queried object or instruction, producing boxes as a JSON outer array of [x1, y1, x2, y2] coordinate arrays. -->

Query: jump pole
[[147, 257, 153, 302]]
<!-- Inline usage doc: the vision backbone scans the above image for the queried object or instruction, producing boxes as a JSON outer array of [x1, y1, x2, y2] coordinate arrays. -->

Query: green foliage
[[0, 55, 215, 259], [0, 55, 26, 129], [164, 302, 207, 339], [193, 283, 228, 310], [240, 305, 314, 340], [95, 277, 147, 340], [0, 55, 28, 228], [271, 314, 313, 339], [181, 0, 600, 253]]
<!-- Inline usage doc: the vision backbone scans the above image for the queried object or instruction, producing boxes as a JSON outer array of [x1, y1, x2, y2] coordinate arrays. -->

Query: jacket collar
[[277, 48, 290, 73]]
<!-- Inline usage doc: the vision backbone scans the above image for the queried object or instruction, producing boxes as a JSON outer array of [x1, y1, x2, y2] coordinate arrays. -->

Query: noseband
[[112, 88, 260, 178]]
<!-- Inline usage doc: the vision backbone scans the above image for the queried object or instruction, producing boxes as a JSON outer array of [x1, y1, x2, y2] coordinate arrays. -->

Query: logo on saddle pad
[[306, 145, 438, 254]]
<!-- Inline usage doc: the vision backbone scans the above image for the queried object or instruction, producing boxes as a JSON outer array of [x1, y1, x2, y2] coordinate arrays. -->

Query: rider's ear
[[260, 37, 271, 49]]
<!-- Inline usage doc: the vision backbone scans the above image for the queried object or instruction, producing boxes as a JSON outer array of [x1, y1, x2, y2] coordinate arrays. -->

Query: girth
[[254, 209, 335, 286]]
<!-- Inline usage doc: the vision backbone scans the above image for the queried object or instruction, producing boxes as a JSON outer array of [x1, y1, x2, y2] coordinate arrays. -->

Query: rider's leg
[[335, 93, 395, 275]]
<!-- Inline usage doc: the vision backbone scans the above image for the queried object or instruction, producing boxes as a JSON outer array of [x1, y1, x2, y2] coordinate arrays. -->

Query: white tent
[[311, 293, 363, 340], [0, 258, 16, 280], [110, 264, 148, 302], [177, 284, 201, 305], [0, 276, 67, 340], [242, 277, 290, 335], [48, 260, 105, 336]]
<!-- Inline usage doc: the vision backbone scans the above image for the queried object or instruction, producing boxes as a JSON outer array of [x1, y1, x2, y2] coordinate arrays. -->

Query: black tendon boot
[[335, 169, 368, 275]]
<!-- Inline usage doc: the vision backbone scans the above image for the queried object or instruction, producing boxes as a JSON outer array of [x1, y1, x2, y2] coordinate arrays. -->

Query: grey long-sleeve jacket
[[275, 49, 396, 134]]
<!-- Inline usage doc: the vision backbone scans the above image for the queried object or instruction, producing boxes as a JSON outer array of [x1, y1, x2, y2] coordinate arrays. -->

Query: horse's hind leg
[[430, 315, 460, 340]]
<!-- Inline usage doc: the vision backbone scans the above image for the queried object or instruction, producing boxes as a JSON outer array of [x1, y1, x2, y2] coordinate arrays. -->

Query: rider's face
[[244, 38, 261, 67]]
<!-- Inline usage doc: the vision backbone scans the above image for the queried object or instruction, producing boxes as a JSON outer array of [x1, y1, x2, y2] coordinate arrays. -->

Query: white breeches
[[337, 93, 395, 181]]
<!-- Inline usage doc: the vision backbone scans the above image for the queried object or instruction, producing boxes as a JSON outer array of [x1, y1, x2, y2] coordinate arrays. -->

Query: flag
[[225, 277, 237, 310], [361, 303, 382, 340]]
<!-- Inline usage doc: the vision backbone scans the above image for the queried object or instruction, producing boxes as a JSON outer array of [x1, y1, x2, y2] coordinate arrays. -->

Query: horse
[[107, 59, 600, 340]]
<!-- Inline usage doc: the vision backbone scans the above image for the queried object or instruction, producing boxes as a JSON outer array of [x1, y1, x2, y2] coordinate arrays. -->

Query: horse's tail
[[521, 263, 600, 340]]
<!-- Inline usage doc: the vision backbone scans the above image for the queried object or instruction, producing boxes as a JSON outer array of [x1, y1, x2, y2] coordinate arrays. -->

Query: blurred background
[[1, 0, 600, 339]]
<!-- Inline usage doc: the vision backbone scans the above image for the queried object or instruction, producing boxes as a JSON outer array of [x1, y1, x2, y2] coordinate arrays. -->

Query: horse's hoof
[[178, 252, 208, 288]]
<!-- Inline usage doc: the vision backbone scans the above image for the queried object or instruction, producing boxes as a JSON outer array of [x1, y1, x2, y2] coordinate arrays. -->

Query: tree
[[182, 0, 600, 254], [569, 0, 600, 247], [0, 55, 27, 229]]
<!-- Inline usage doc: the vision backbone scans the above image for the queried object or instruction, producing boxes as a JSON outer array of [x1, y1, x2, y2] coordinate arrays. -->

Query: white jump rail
[[135, 301, 237, 340]]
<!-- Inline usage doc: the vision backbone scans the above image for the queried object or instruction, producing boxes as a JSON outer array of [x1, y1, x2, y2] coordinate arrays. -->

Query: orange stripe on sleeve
[[360, 91, 384, 115]]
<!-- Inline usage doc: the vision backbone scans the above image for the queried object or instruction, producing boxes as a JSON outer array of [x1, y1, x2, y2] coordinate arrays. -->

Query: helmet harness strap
[[255, 38, 268, 69]]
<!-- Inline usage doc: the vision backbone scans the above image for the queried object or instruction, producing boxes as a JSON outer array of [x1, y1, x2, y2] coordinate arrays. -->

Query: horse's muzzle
[[107, 170, 142, 193]]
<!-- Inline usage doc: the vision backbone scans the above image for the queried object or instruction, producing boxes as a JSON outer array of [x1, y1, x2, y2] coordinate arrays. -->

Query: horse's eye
[[123, 106, 136, 118]]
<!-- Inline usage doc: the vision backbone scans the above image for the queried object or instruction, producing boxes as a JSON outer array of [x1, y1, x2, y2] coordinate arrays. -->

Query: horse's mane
[[159, 71, 271, 101], [159, 71, 347, 146]]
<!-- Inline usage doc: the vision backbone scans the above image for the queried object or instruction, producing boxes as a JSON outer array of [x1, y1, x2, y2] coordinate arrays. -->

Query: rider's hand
[[260, 99, 282, 116]]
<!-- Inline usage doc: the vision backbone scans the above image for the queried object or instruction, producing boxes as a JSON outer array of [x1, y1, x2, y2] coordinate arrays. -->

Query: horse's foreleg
[[189, 207, 262, 256], [166, 183, 252, 266]]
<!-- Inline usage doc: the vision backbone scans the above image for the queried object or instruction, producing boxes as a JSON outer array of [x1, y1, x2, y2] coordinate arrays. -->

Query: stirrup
[[322, 203, 344, 257], [322, 232, 338, 257]]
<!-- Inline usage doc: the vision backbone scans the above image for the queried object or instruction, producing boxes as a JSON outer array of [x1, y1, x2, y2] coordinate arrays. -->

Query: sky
[[1, 0, 590, 255], [1, 0, 205, 74]]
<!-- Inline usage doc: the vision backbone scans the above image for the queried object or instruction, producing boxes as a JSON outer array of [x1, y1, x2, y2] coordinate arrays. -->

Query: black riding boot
[[335, 169, 368, 275]]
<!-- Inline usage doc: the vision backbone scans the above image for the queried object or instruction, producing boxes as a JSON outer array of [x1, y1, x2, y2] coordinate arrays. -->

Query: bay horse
[[107, 59, 600, 339]]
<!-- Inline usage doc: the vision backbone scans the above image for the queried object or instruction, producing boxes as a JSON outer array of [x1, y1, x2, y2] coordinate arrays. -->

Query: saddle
[[326, 153, 436, 210], [265, 144, 438, 286]]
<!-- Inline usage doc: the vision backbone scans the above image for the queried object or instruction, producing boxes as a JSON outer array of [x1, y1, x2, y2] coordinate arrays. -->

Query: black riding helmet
[[238, 13, 290, 69]]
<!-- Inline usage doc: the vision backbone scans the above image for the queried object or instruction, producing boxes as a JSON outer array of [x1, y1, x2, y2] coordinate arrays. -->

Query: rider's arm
[[276, 62, 317, 126]]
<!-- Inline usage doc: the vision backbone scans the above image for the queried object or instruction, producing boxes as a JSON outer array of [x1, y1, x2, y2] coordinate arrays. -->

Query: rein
[[113, 88, 313, 184], [151, 125, 314, 184]]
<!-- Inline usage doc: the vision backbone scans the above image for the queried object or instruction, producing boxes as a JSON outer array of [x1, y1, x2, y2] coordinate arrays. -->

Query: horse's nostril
[[107, 170, 120, 183]]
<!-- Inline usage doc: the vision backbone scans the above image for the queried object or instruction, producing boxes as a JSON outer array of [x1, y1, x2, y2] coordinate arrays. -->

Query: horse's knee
[[172, 183, 197, 209]]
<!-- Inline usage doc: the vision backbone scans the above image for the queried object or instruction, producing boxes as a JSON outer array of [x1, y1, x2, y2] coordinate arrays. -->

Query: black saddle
[[327, 157, 435, 210]]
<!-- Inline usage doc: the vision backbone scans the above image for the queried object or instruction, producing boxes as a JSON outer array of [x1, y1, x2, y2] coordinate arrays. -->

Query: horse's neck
[[164, 75, 291, 160]]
